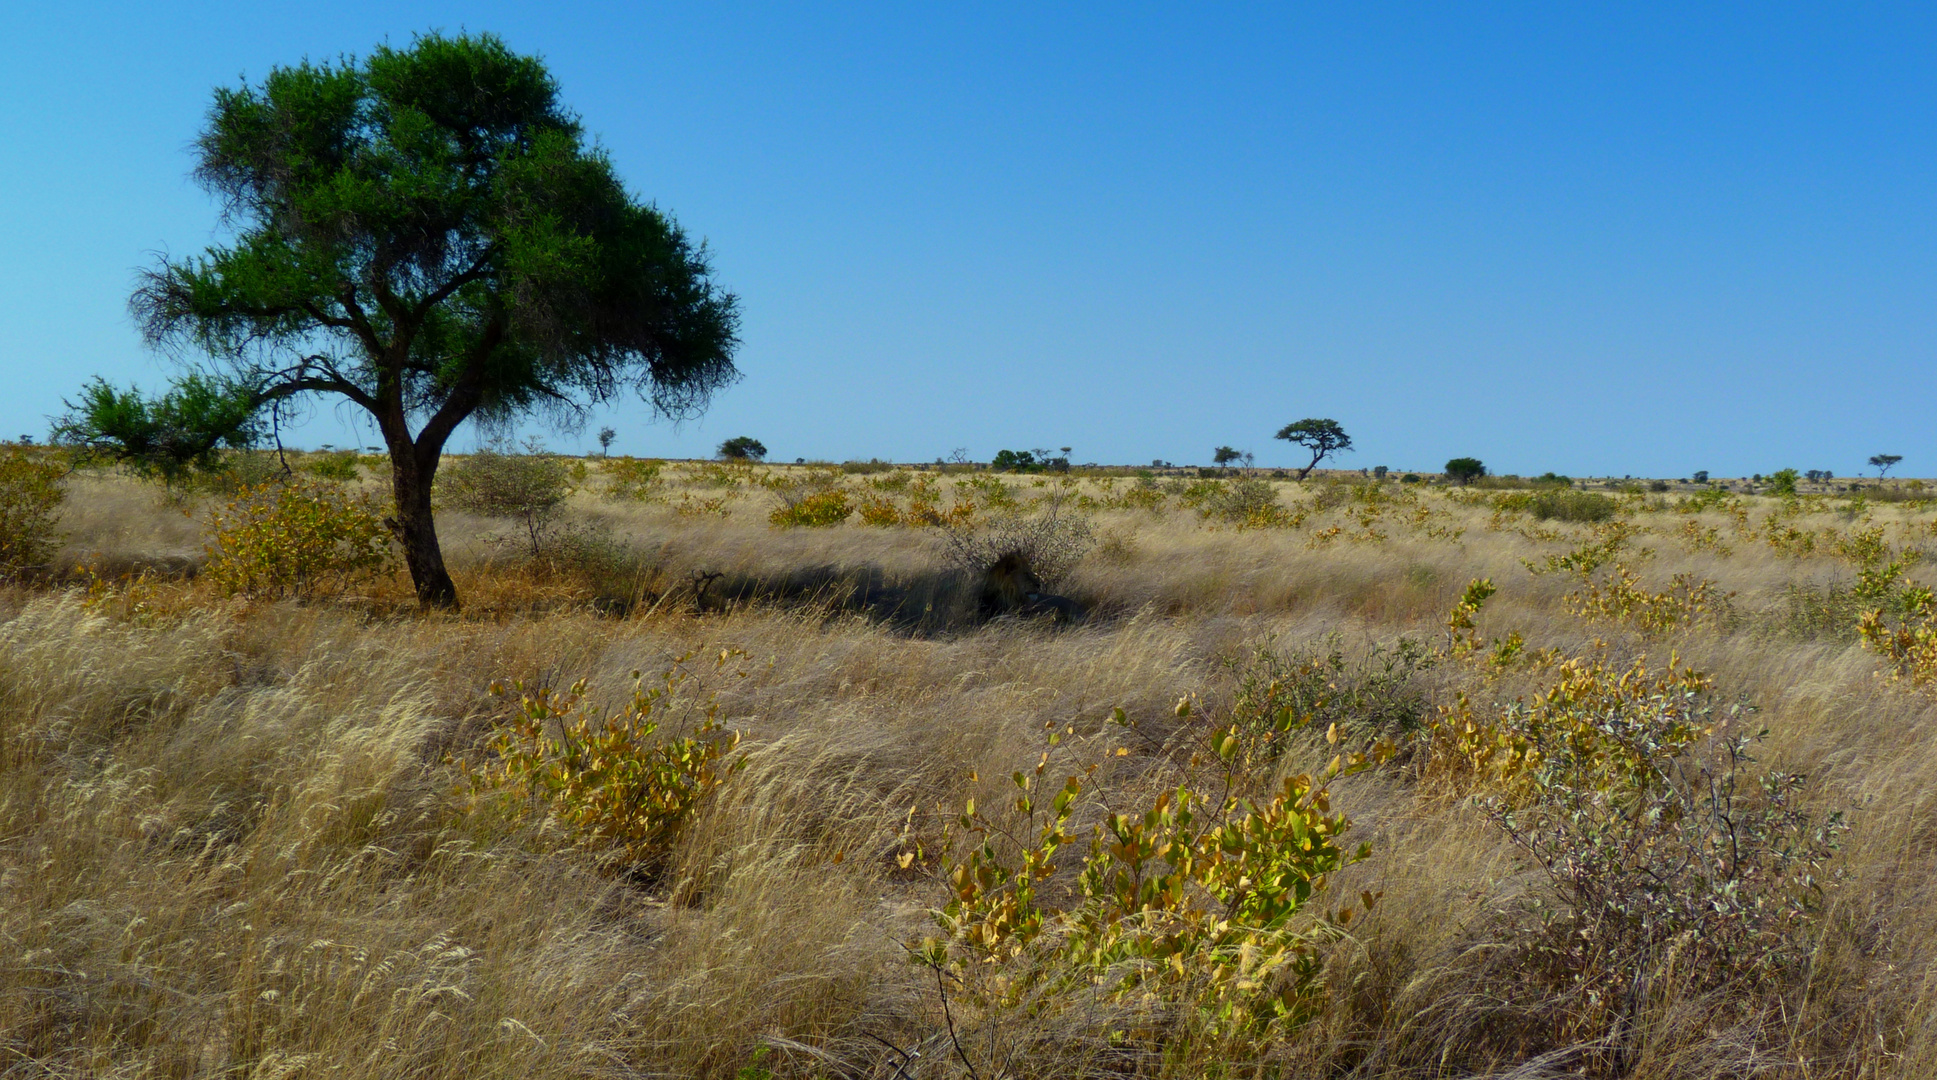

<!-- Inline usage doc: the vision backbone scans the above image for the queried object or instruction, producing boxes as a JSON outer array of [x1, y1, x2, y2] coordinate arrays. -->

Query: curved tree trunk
[[388, 445, 459, 610]]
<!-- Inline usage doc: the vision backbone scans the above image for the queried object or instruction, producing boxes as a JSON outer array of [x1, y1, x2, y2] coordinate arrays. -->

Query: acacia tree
[[1870, 454, 1903, 478], [60, 34, 739, 608], [717, 436, 766, 461], [1274, 418, 1352, 480], [1444, 457, 1486, 485]]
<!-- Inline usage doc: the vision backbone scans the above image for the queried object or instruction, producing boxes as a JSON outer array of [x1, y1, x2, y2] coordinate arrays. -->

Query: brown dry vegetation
[[5, 455, 1937, 1078]]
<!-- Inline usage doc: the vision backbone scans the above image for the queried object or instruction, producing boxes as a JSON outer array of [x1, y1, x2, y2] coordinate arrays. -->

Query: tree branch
[[411, 246, 499, 323], [413, 313, 506, 459]]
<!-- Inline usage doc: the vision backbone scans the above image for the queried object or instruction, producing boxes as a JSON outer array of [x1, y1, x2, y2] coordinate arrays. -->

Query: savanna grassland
[[5, 450, 1937, 1079]]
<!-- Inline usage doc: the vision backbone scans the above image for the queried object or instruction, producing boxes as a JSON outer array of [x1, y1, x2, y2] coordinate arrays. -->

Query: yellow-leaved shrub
[[1858, 592, 1937, 691], [202, 479, 393, 599], [0, 446, 66, 575], [463, 654, 745, 875], [931, 714, 1380, 1047], [769, 489, 850, 527]]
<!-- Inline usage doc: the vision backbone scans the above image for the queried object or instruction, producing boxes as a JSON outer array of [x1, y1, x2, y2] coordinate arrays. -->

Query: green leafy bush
[[1225, 635, 1435, 754], [1194, 477, 1292, 527], [602, 457, 665, 501], [202, 479, 394, 599], [302, 450, 361, 481], [0, 447, 67, 575]]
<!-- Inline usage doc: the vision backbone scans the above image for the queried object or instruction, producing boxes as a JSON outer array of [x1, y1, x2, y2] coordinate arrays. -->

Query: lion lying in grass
[[979, 550, 1083, 622]]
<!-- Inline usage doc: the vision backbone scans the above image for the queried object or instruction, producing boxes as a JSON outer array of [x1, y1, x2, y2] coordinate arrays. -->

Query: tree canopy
[[59, 32, 740, 607], [1274, 418, 1352, 480], [718, 436, 767, 461], [1444, 457, 1486, 485], [1870, 454, 1904, 478]]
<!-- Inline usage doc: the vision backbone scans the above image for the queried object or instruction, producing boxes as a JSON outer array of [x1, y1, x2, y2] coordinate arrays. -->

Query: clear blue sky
[[3, 3, 1932, 476]]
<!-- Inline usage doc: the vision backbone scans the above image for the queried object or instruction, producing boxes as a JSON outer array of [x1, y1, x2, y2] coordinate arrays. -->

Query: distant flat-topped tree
[[59, 32, 740, 608], [1275, 418, 1351, 480]]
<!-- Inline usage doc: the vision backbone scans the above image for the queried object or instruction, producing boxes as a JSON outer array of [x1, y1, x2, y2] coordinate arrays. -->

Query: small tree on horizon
[[1275, 418, 1352, 480], [1444, 457, 1486, 485], [1870, 454, 1904, 478], [1212, 446, 1242, 469], [54, 33, 740, 609], [597, 427, 617, 457], [718, 436, 767, 461]]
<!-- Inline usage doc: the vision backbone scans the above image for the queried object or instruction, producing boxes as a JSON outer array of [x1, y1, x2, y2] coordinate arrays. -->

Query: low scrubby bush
[[202, 479, 393, 599], [602, 457, 664, 501], [763, 466, 851, 528], [1486, 717, 1844, 1067], [941, 512, 1093, 588], [438, 442, 575, 556], [1860, 593, 1937, 690], [1528, 488, 1616, 522], [1566, 564, 1727, 634], [1225, 636, 1435, 753], [855, 494, 903, 526], [0, 447, 67, 575], [770, 489, 850, 527], [302, 449, 361, 481], [1194, 477, 1292, 527]]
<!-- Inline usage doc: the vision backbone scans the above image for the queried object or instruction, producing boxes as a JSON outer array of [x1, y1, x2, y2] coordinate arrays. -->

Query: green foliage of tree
[[1871, 454, 1904, 478], [1444, 457, 1486, 485], [57, 375, 262, 480], [1274, 418, 1352, 480], [1213, 446, 1242, 468], [56, 33, 739, 608], [991, 449, 1038, 472], [1767, 468, 1801, 497], [717, 436, 767, 461]]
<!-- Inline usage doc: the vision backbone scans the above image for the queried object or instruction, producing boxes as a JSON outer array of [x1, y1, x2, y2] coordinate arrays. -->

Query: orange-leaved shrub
[[202, 479, 393, 599], [463, 654, 745, 875]]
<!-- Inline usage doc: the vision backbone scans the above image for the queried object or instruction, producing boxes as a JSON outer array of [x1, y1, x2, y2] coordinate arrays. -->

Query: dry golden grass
[[5, 461, 1937, 1077]]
